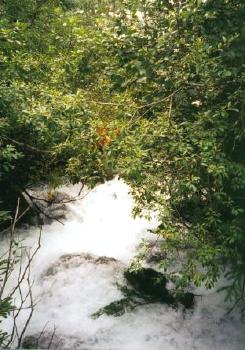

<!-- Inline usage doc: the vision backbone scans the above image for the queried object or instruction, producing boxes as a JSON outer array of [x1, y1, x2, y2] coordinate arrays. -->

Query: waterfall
[[1, 179, 244, 349]]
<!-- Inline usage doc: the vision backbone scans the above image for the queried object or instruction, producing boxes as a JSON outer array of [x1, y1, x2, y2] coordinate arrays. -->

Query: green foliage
[[0, 0, 244, 313], [99, 0, 245, 309], [91, 296, 135, 318], [0, 0, 127, 218]]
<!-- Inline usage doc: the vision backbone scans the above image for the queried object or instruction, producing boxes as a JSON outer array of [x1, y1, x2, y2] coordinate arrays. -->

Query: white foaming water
[[1, 179, 245, 349]]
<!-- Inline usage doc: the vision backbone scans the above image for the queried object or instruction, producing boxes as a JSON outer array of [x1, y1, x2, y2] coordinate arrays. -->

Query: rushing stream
[[1, 179, 245, 349]]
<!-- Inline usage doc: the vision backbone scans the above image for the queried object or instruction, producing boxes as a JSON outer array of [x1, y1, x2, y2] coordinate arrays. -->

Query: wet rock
[[92, 268, 176, 319], [124, 268, 175, 303], [124, 268, 195, 308], [22, 335, 38, 349], [94, 271, 196, 317], [177, 292, 195, 309], [92, 298, 133, 318], [137, 239, 167, 264], [22, 332, 79, 350], [23, 190, 74, 224], [94, 256, 117, 265], [43, 253, 122, 277], [146, 247, 167, 264]]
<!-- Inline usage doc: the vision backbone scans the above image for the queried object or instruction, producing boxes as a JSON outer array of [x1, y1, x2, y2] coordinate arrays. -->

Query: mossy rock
[[92, 298, 134, 318], [124, 268, 175, 304], [92, 267, 196, 319], [22, 335, 39, 349]]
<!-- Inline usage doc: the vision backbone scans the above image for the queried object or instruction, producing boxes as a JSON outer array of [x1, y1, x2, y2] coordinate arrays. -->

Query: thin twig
[[1, 202, 42, 349], [23, 190, 64, 225], [0, 199, 20, 299], [2, 135, 51, 154], [1, 205, 31, 236], [168, 95, 173, 127], [17, 252, 35, 348], [9, 226, 42, 298], [47, 326, 56, 349]]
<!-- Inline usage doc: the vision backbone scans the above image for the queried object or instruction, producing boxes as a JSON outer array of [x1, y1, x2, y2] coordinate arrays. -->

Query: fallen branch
[[22, 190, 64, 226]]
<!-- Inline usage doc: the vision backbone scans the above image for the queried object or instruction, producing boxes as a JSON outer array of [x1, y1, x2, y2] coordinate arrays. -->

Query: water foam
[[1, 179, 245, 349]]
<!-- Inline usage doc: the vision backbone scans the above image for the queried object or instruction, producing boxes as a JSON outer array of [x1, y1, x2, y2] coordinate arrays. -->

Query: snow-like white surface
[[1, 179, 245, 349]]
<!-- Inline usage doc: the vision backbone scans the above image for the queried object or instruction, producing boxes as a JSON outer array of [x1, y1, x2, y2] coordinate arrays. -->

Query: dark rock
[[43, 253, 122, 278], [143, 240, 167, 264], [177, 292, 195, 309], [92, 298, 132, 318], [92, 267, 196, 318], [124, 268, 195, 308], [94, 256, 117, 265], [23, 190, 74, 225], [146, 251, 167, 264], [124, 268, 175, 303], [22, 332, 68, 349], [22, 335, 38, 349]]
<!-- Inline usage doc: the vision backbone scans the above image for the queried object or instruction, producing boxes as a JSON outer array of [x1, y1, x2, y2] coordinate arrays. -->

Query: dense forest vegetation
[[0, 0, 244, 345]]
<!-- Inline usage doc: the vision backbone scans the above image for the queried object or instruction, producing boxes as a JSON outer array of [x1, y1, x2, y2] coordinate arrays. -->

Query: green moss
[[92, 268, 195, 319]]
